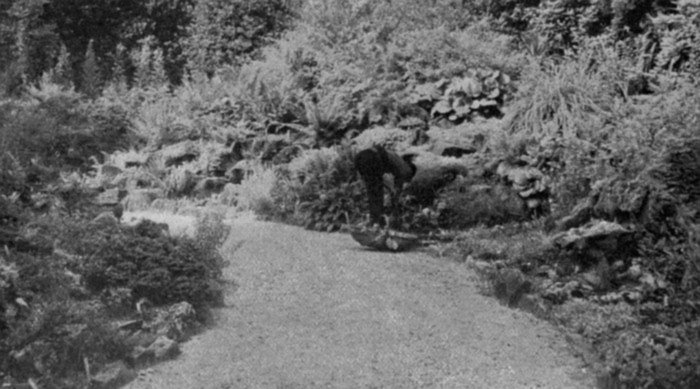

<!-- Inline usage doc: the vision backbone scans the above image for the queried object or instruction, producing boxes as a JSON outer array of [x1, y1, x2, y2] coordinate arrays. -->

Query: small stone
[[91, 361, 136, 389], [517, 294, 549, 318], [581, 271, 603, 289], [627, 264, 643, 279], [130, 346, 154, 366], [147, 336, 179, 361], [96, 188, 123, 206]]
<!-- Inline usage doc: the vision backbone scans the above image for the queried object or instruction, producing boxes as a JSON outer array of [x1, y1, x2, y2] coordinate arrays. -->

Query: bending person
[[354, 144, 417, 228]]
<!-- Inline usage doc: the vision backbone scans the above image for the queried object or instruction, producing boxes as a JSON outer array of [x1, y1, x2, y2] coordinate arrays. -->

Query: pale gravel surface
[[125, 216, 595, 389]]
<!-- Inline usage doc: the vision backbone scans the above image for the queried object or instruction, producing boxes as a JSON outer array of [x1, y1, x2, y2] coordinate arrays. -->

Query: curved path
[[126, 218, 594, 389]]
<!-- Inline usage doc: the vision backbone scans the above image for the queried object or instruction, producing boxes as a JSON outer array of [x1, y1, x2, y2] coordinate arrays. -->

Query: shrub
[[436, 177, 529, 229], [1, 78, 133, 173], [270, 145, 366, 231], [73, 219, 226, 308], [228, 163, 278, 214]]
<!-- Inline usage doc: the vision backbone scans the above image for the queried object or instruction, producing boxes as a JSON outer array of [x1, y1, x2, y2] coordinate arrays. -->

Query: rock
[[193, 177, 228, 199], [542, 280, 583, 303], [492, 268, 532, 307], [550, 220, 632, 252], [440, 146, 476, 158], [397, 116, 428, 131], [90, 212, 119, 228], [126, 330, 158, 350], [146, 336, 179, 361], [100, 164, 123, 179], [146, 302, 197, 341], [405, 164, 469, 206], [205, 143, 239, 176], [96, 188, 125, 206], [115, 319, 143, 332], [167, 169, 198, 196], [581, 270, 606, 290], [497, 163, 543, 187], [129, 345, 154, 366], [226, 160, 256, 184], [121, 188, 164, 211], [555, 197, 594, 231], [159, 141, 199, 168], [517, 293, 549, 318], [626, 264, 643, 279], [535, 265, 557, 279], [435, 177, 528, 228], [525, 198, 541, 209], [271, 145, 302, 165], [90, 361, 136, 389], [110, 203, 123, 220], [351, 126, 416, 151]]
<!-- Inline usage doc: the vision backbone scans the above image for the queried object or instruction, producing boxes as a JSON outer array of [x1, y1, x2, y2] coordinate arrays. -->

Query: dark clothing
[[355, 145, 416, 226]]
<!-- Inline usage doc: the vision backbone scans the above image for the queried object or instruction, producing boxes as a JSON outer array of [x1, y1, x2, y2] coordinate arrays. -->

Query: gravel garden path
[[126, 216, 595, 389]]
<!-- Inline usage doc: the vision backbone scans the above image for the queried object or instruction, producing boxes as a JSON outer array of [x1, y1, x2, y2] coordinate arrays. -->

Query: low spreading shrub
[[57, 215, 228, 308]]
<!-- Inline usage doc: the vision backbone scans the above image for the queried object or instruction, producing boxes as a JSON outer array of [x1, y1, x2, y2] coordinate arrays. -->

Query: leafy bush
[[64, 218, 227, 308], [415, 68, 512, 124], [1, 78, 133, 173], [269, 145, 366, 231]]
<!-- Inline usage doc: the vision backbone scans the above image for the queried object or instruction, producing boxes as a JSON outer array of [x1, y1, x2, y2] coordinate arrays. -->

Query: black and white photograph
[[1, 0, 699, 388]]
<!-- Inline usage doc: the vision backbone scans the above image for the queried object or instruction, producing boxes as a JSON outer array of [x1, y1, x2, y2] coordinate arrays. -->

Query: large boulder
[[352, 126, 417, 152], [550, 220, 636, 265], [436, 177, 528, 228], [404, 153, 471, 206]]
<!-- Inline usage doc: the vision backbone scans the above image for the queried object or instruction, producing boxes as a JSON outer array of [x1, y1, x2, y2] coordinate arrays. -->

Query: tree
[[81, 39, 101, 97], [182, 0, 293, 76], [41, 0, 194, 86]]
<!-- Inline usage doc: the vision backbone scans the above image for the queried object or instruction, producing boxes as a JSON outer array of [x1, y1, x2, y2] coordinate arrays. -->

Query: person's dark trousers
[[355, 148, 386, 226]]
